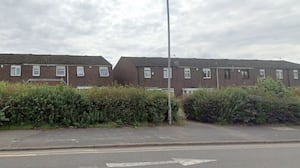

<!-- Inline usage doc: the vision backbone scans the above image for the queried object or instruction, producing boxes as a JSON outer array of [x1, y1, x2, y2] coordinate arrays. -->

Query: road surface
[[0, 143, 299, 168]]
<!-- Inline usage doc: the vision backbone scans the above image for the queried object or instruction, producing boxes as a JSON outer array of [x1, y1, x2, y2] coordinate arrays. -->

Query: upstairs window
[[163, 67, 172, 79], [276, 69, 283, 80], [241, 69, 250, 79], [184, 68, 191, 79], [224, 69, 231, 79], [32, 65, 40, 76], [259, 69, 265, 78], [11, 65, 21, 76], [203, 68, 211, 79], [144, 67, 151, 78], [56, 66, 65, 77], [293, 70, 299, 80], [77, 66, 85, 77], [99, 67, 109, 77]]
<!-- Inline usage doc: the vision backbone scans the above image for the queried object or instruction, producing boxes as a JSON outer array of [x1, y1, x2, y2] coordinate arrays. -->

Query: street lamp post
[[166, 0, 172, 125]]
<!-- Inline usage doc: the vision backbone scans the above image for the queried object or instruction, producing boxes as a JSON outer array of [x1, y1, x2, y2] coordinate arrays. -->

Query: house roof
[[0, 54, 111, 66], [120, 56, 300, 69]]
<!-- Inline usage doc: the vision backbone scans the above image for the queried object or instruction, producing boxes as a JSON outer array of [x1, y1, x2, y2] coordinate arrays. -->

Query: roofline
[[0, 53, 105, 58], [119, 56, 291, 63], [0, 53, 112, 66]]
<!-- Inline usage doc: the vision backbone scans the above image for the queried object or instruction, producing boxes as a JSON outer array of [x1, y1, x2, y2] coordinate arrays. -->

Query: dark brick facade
[[0, 54, 113, 88], [114, 57, 300, 96]]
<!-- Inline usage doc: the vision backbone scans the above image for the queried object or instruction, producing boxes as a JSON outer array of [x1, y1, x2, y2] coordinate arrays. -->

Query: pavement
[[1, 121, 300, 151]]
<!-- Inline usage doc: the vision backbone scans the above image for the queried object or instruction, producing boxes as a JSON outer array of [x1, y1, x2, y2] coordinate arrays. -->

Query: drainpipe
[[286, 68, 290, 87], [66, 65, 69, 86], [137, 67, 140, 86], [216, 67, 219, 89]]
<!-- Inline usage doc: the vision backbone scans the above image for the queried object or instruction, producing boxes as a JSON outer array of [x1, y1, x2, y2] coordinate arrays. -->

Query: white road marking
[[159, 136, 177, 140], [106, 158, 216, 167], [46, 138, 79, 143], [0, 153, 37, 157], [79, 166, 99, 168], [271, 127, 297, 131]]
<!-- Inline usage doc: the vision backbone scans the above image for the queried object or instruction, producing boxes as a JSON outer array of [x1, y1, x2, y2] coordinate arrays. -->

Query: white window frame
[[203, 68, 211, 79], [163, 67, 172, 79], [259, 69, 265, 78], [184, 68, 191, 79], [241, 69, 250, 79], [10, 65, 21, 76], [276, 69, 283, 80], [224, 69, 231, 79], [77, 66, 85, 77], [56, 66, 65, 77], [183, 88, 199, 95], [144, 67, 151, 78], [99, 66, 109, 77], [32, 65, 40, 77], [293, 70, 299, 80]]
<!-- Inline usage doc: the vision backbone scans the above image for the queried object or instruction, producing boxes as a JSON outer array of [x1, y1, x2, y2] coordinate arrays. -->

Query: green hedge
[[183, 78, 300, 125], [83, 87, 179, 125], [0, 83, 179, 128]]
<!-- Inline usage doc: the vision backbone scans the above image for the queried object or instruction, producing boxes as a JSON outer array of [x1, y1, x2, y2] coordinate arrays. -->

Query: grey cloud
[[0, 0, 299, 65], [169, 0, 300, 63]]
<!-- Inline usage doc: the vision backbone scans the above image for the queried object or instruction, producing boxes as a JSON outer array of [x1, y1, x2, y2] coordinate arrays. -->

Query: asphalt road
[[1, 143, 300, 168]]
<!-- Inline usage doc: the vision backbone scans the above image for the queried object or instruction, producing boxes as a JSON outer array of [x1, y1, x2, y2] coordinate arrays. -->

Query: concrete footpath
[[1, 122, 300, 151]]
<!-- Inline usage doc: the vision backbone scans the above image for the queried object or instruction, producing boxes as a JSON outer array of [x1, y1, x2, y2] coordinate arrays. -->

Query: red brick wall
[[113, 59, 138, 85], [68, 65, 113, 87], [132, 66, 300, 96], [0, 64, 113, 87]]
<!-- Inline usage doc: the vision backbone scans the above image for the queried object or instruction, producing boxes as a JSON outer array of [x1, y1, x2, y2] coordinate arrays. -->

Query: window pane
[[241, 69, 249, 79], [163, 68, 172, 79], [224, 69, 231, 79], [77, 66, 85, 77], [56, 66, 65, 76], [11, 67, 15, 76], [144, 67, 151, 78], [276, 69, 283, 80], [203, 68, 211, 79], [99, 67, 109, 77], [293, 70, 299, 79], [259, 69, 265, 78], [11, 65, 21, 76], [32, 65, 40, 76], [184, 68, 191, 79]]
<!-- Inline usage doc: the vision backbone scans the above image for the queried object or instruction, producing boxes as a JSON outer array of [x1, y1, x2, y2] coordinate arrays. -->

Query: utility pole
[[166, 0, 172, 125]]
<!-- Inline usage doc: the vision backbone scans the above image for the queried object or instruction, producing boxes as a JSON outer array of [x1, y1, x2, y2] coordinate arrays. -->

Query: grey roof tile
[[0, 54, 111, 66], [120, 56, 300, 69]]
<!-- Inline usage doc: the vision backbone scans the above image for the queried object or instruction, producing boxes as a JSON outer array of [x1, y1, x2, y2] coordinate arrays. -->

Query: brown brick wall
[[113, 59, 138, 85], [68, 65, 113, 87], [121, 66, 300, 96], [0, 64, 113, 87]]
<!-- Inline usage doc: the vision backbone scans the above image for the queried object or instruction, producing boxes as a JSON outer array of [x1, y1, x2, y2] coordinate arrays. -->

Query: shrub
[[221, 88, 257, 124], [84, 87, 179, 125], [6, 85, 88, 127], [183, 78, 300, 125], [1, 84, 180, 128], [183, 90, 223, 123], [251, 77, 291, 97]]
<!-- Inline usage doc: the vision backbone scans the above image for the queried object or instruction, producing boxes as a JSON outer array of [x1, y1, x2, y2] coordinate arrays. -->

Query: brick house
[[0, 54, 113, 88], [114, 57, 300, 96]]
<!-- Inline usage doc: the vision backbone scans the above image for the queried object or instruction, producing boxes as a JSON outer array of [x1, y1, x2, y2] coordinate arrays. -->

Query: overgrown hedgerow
[[183, 78, 300, 125], [0, 83, 179, 128], [83, 87, 179, 125]]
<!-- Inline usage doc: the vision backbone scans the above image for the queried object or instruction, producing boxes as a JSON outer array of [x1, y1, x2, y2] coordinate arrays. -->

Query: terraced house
[[114, 57, 300, 96], [0, 54, 113, 88]]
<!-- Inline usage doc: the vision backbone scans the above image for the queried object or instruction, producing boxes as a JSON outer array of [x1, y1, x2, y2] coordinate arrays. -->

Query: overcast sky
[[0, 0, 300, 65]]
